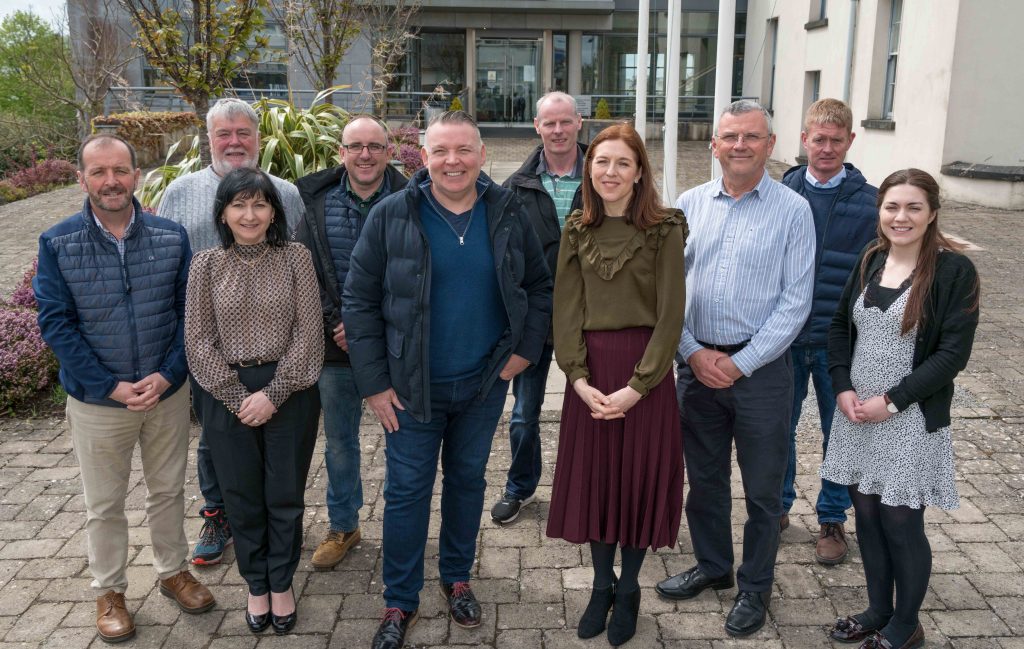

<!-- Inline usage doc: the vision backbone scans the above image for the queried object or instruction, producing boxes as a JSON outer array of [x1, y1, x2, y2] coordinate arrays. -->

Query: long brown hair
[[580, 123, 670, 230], [860, 168, 977, 335]]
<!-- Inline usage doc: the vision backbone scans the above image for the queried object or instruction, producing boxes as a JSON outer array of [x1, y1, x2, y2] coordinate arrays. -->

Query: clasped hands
[[573, 378, 641, 420], [109, 372, 171, 412], [689, 349, 744, 389], [837, 390, 892, 424]]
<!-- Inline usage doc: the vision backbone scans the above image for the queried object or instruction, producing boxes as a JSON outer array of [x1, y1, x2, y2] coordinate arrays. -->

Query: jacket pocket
[[386, 327, 404, 358]]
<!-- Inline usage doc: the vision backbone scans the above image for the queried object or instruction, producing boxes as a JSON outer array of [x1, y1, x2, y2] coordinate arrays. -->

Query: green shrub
[[595, 98, 612, 120], [0, 261, 59, 413], [449, 96, 464, 112]]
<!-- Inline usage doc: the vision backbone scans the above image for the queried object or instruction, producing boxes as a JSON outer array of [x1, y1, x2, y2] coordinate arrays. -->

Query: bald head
[[340, 115, 392, 198]]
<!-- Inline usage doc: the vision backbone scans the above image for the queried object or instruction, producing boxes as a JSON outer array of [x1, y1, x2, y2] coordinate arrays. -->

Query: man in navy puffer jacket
[[779, 99, 878, 566], [34, 135, 214, 644]]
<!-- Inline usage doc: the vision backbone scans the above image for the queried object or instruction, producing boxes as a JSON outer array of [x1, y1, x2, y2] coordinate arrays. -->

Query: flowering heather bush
[[396, 143, 425, 175], [0, 158, 77, 205], [391, 126, 421, 148], [0, 306, 59, 411], [8, 259, 38, 309], [3, 158, 77, 189]]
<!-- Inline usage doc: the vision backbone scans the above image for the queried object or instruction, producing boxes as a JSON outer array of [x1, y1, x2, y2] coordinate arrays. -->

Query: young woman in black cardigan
[[821, 168, 980, 649]]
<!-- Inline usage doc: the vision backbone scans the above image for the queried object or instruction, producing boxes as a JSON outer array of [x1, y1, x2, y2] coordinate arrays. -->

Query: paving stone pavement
[[1, 141, 1022, 648]]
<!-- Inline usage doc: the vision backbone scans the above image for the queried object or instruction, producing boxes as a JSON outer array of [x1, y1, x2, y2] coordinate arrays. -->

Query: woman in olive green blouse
[[546, 123, 687, 647]]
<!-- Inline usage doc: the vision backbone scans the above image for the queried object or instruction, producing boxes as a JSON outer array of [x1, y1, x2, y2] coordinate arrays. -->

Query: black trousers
[[677, 353, 792, 592], [193, 363, 320, 595]]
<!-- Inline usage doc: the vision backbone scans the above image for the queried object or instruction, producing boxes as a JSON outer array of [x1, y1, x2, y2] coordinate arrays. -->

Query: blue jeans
[[504, 343, 553, 499], [382, 374, 509, 610], [782, 345, 850, 524], [318, 366, 364, 532]]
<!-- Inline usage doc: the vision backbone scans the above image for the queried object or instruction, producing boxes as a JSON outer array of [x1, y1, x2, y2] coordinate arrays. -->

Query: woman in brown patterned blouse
[[185, 167, 323, 634]]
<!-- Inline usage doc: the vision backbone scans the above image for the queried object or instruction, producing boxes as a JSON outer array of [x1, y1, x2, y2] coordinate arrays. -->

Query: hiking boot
[[311, 528, 361, 570], [816, 522, 849, 565], [490, 492, 535, 525], [192, 508, 232, 566]]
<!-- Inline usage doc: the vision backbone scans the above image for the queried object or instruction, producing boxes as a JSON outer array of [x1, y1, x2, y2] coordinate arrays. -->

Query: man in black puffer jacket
[[295, 115, 409, 571], [779, 99, 878, 566], [491, 91, 585, 526], [344, 111, 551, 649]]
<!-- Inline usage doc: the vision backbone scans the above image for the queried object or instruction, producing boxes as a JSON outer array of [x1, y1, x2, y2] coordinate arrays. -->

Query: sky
[[0, 0, 66, 25]]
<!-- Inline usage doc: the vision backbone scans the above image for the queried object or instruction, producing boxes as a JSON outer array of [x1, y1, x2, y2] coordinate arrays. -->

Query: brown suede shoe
[[816, 522, 849, 565], [311, 528, 362, 570], [159, 570, 216, 613], [96, 590, 135, 643], [780, 513, 790, 532]]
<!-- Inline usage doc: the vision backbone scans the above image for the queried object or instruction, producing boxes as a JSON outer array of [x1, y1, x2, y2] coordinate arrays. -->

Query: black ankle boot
[[577, 583, 616, 639], [607, 587, 641, 646]]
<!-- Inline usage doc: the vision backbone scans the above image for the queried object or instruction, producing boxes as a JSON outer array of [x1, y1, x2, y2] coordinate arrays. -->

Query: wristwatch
[[883, 393, 899, 414]]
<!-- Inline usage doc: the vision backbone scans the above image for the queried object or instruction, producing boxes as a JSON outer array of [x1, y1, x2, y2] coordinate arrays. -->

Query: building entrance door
[[475, 38, 541, 123]]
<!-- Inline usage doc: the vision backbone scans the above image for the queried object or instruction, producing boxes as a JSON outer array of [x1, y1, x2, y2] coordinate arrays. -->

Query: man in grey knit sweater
[[157, 98, 305, 565]]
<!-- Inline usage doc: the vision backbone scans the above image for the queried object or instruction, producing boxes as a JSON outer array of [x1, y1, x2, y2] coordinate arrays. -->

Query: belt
[[233, 358, 270, 368], [696, 339, 749, 354]]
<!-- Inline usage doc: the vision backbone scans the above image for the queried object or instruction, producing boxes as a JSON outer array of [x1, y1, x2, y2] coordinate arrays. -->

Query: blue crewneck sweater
[[419, 192, 508, 383], [802, 179, 841, 251]]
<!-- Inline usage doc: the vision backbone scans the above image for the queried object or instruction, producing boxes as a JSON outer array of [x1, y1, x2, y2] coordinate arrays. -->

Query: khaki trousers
[[67, 384, 190, 592]]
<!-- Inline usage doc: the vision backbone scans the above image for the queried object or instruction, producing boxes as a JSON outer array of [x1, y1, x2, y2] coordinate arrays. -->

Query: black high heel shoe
[[270, 587, 297, 634], [246, 594, 271, 633], [577, 574, 617, 639]]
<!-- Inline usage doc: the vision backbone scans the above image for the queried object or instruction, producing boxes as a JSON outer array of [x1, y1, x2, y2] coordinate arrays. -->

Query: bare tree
[[358, 0, 421, 116], [62, 0, 136, 135], [270, 0, 360, 104], [117, 0, 268, 164]]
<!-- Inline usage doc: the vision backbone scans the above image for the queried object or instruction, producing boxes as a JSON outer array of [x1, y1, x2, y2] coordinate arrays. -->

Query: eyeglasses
[[341, 143, 387, 154], [716, 132, 769, 145]]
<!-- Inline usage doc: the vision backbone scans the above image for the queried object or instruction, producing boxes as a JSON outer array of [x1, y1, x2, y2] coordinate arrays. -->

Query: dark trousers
[[193, 364, 320, 595], [382, 374, 509, 610], [677, 353, 792, 592], [190, 375, 224, 513], [504, 343, 554, 499]]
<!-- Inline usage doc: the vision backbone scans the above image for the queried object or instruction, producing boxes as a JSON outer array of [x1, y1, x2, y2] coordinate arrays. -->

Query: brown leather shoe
[[816, 522, 849, 565], [780, 513, 790, 531], [311, 528, 361, 570], [858, 623, 924, 649], [96, 590, 135, 643], [159, 570, 216, 614]]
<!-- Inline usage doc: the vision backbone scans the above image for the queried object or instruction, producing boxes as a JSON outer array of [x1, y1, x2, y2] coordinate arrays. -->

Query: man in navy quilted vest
[[779, 98, 878, 565], [295, 115, 408, 570], [34, 134, 215, 644]]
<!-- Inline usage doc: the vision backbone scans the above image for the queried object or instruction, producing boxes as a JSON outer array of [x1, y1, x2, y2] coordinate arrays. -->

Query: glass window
[[553, 34, 568, 91], [883, 0, 902, 118], [419, 32, 465, 98]]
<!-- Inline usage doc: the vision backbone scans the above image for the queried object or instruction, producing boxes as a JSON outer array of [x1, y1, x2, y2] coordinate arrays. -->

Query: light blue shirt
[[676, 171, 815, 376], [804, 166, 847, 189]]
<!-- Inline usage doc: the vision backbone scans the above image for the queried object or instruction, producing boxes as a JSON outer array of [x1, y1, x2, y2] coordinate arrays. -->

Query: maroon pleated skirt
[[546, 327, 684, 550]]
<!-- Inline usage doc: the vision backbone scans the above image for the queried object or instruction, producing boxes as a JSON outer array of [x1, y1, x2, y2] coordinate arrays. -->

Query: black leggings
[[849, 486, 930, 640], [590, 541, 647, 592]]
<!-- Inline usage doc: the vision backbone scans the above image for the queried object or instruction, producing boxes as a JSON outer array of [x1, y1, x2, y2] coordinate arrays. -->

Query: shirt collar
[[805, 166, 847, 189], [91, 205, 138, 240], [537, 149, 584, 178], [345, 174, 387, 204], [712, 170, 772, 201]]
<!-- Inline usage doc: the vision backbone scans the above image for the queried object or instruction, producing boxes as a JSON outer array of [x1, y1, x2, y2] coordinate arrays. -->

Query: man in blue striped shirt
[[655, 100, 815, 638]]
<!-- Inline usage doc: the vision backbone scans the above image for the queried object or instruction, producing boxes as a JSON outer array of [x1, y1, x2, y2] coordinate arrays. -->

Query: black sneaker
[[490, 492, 536, 525], [440, 581, 482, 628], [371, 608, 417, 649]]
